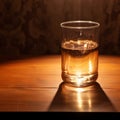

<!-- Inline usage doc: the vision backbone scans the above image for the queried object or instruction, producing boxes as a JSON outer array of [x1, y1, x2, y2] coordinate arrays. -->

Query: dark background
[[0, 0, 120, 59]]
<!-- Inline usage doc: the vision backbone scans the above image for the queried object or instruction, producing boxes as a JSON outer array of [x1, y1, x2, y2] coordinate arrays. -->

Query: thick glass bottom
[[62, 73, 98, 87]]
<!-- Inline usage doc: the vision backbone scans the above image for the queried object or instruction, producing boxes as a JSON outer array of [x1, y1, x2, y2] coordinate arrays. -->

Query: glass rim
[[60, 20, 100, 29]]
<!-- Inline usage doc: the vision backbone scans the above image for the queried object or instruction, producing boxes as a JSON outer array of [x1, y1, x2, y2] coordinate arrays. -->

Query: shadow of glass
[[48, 82, 116, 112]]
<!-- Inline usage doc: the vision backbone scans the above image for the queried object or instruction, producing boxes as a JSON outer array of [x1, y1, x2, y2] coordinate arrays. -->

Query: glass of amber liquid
[[60, 20, 100, 87]]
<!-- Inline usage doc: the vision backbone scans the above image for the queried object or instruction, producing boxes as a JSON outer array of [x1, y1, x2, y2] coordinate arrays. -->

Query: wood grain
[[0, 55, 119, 112]]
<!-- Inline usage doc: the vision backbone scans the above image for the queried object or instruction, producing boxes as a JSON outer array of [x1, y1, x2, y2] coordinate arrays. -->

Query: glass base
[[62, 73, 98, 88]]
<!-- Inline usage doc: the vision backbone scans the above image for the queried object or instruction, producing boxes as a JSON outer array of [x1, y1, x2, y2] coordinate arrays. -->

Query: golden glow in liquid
[[61, 39, 98, 87]]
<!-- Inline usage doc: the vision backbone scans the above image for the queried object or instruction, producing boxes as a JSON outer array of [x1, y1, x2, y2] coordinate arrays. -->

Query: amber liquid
[[61, 40, 99, 87]]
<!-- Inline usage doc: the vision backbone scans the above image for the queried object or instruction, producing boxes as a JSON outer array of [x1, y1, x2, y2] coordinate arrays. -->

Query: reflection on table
[[48, 82, 116, 112]]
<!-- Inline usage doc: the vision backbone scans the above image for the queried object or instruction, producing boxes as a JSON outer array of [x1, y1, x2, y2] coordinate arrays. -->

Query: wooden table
[[0, 55, 120, 112]]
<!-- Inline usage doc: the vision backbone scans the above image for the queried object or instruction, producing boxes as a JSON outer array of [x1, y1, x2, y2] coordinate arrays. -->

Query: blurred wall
[[0, 0, 120, 58]]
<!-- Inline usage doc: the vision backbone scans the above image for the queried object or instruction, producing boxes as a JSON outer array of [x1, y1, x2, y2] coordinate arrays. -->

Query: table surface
[[0, 55, 120, 112]]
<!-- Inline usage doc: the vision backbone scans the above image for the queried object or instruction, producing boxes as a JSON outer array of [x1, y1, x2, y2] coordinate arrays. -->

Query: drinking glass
[[60, 20, 100, 87]]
